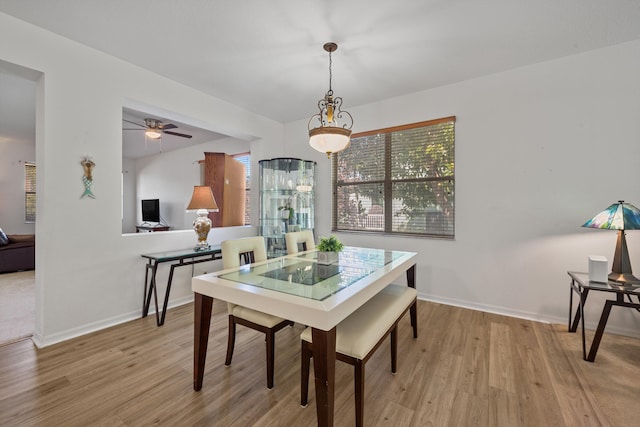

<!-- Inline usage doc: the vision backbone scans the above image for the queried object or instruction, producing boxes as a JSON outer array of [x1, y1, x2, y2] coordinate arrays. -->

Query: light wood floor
[[0, 299, 638, 426]]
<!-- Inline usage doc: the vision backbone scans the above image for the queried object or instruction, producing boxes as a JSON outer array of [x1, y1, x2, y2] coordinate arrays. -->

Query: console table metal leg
[[586, 299, 615, 362], [569, 284, 588, 333], [579, 288, 587, 360], [568, 279, 576, 331], [159, 264, 177, 326], [143, 261, 159, 318], [143, 261, 151, 315]]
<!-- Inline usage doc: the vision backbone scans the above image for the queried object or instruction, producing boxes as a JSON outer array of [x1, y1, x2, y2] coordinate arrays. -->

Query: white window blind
[[332, 116, 455, 237], [24, 162, 36, 223]]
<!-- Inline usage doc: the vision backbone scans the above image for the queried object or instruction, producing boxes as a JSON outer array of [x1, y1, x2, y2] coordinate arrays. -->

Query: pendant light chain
[[328, 48, 333, 95]]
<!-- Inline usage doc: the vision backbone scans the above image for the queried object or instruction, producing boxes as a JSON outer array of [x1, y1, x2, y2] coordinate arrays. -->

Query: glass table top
[[294, 246, 405, 268], [141, 245, 222, 261], [218, 247, 410, 301], [569, 271, 640, 295]]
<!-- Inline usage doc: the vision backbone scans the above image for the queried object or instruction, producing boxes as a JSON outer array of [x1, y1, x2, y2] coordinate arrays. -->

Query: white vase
[[317, 251, 339, 265]]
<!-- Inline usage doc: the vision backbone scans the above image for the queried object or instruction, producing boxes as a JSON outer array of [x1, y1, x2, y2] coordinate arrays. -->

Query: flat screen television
[[141, 199, 160, 223]]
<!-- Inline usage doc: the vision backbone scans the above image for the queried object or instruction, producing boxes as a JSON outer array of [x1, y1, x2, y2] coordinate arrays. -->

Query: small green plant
[[278, 205, 294, 221], [317, 235, 344, 252]]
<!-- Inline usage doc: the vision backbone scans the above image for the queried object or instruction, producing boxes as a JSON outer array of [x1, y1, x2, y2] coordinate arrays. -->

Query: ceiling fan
[[123, 118, 193, 139]]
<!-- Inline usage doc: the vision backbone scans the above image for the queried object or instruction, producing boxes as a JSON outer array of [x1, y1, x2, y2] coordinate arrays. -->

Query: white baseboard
[[32, 295, 195, 348], [417, 292, 640, 339]]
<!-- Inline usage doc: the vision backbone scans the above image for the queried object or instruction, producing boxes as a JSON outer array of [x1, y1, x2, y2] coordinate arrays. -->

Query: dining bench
[[300, 284, 418, 427]]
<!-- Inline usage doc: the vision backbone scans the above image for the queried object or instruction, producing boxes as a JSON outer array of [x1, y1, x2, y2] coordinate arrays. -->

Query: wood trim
[[352, 115, 456, 139]]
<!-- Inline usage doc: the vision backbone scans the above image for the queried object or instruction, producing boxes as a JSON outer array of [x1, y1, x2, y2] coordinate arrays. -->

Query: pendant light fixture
[[308, 42, 353, 158]]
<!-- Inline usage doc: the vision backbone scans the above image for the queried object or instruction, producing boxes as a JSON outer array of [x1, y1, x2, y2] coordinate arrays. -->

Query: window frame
[[332, 116, 455, 238]]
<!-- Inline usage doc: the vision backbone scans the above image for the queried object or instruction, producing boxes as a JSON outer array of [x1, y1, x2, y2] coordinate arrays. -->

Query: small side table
[[142, 246, 222, 326], [567, 271, 640, 362]]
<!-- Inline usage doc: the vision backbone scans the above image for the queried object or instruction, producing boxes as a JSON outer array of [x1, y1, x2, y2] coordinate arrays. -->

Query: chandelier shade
[[309, 126, 352, 156], [308, 42, 353, 158]]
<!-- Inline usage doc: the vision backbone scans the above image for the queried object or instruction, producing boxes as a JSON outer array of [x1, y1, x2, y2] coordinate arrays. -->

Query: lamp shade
[[582, 200, 640, 283], [582, 200, 640, 230], [186, 186, 219, 211]]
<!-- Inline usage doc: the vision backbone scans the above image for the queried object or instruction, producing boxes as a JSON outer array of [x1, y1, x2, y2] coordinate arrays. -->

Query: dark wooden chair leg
[[390, 325, 398, 374], [410, 300, 418, 338], [301, 341, 311, 406], [354, 360, 365, 427], [225, 315, 236, 366], [266, 329, 275, 389]]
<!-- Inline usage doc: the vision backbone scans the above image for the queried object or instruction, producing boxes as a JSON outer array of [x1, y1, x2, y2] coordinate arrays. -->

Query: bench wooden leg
[[301, 340, 311, 406], [410, 300, 418, 338], [390, 324, 398, 374], [225, 315, 236, 366], [266, 329, 275, 389], [354, 360, 365, 427]]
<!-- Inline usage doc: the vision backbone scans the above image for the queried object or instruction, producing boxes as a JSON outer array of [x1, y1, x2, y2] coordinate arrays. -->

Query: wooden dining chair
[[221, 236, 293, 389], [285, 229, 316, 255]]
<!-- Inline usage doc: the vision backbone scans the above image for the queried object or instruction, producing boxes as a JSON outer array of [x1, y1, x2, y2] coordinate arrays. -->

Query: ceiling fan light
[[145, 129, 162, 139]]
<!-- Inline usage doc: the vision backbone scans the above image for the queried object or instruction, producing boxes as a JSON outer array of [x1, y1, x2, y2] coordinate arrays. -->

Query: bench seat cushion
[[301, 284, 417, 360]]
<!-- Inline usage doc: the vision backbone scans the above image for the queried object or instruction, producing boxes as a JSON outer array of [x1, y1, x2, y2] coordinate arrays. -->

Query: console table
[[567, 271, 640, 361], [142, 246, 222, 326]]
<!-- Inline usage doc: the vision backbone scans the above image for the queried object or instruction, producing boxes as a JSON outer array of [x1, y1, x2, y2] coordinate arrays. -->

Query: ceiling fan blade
[[123, 128, 144, 131], [161, 123, 178, 130], [122, 119, 145, 128], [163, 130, 192, 139]]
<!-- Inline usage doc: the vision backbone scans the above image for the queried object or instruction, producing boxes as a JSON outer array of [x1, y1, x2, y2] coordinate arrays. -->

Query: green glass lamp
[[582, 200, 640, 283]]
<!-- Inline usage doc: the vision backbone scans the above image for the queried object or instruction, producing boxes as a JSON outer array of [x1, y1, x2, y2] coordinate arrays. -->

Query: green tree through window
[[332, 117, 455, 237]]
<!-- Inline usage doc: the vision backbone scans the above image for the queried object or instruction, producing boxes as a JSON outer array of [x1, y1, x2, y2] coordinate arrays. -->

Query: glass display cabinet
[[259, 158, 316, 258]]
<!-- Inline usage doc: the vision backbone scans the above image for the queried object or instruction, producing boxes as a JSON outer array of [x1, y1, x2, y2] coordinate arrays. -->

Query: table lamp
[[582, 200, 640, 283], [186, 186, 219, 250]]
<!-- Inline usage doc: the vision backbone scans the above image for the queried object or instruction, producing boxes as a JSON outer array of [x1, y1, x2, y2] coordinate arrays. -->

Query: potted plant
[[316, 235, 344, 265]]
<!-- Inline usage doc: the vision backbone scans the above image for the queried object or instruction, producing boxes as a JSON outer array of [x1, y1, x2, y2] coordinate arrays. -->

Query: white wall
[[0, 72, 36, 234], [285, 39, 640, 338], [0, 12, 284, 346], [121, 157, 137, 233]]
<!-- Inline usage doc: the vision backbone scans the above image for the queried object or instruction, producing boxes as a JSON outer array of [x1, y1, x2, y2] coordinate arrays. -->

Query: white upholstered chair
[[221, 236, 292, 389], [300, 284, 418, 427], [285, 230, 316, 255]]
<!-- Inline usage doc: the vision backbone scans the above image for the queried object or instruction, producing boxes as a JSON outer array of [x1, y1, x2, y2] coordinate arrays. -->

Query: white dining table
[[192, 246, 417, 427]]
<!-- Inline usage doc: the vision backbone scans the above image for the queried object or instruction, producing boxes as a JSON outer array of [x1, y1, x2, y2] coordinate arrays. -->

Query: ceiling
[[1, 1, 640, 125], [122, 108, 226, 159]]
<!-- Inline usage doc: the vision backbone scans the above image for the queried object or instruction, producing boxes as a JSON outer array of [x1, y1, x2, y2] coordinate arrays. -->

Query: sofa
[[0, 228, 35, 274]]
